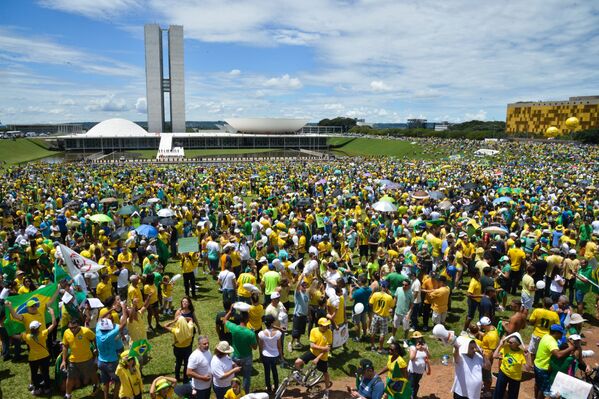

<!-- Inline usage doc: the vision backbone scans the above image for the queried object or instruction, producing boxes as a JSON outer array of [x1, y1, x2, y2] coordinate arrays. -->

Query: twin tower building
[[144, 24, 185, 133]]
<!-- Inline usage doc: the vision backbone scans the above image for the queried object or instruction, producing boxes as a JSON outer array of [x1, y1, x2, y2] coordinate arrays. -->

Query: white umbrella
[[482, 226, 508, 235], [438, 200, 452, 210], [157, 208, 175, 217], [372, 201, 398, 213], [147, 197, 161, 204]]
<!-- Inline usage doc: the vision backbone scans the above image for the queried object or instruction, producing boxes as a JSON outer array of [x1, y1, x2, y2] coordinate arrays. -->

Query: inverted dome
[[86, 118, 148, 137], [225, 118, 309, 134]]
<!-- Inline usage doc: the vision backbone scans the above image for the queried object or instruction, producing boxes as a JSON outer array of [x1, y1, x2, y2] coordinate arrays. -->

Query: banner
[[59, 244, 105, 275], [178, 237, 199, 254], [316, 215, 325, 229], [4, 283, 59, 336]]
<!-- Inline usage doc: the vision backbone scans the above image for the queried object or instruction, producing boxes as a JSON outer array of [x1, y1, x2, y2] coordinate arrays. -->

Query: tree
[[318, 117, 357, 132]]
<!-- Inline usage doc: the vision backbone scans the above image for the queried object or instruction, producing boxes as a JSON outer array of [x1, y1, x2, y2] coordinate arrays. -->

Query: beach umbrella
[[497, 187, 512, 195], [411, 190, 430, 200], [379, 195, 396, 203], [147, 197, 161, 204], [159, 217, 177, 226], [135, 224, 158, 238], [111, 226, 132, 240], [492, 196, 512, 206], [428, 191, 444, 200], [142, 215, 159, 224], [117, 205, 138, 216], [90, 214, 113, 223], [382, 182, 401, 190], [482, 226, 508, 236], [438, 200, 452, 210], [157, 208, 175, 218], [100, 197, 118, 204], [372, 201, 398, 213]]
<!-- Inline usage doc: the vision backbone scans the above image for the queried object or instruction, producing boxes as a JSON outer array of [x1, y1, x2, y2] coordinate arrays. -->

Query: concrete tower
[[144, 24, 186, 133]]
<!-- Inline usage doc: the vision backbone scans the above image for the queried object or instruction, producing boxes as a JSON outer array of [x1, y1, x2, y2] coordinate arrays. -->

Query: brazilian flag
[[4, 283, 59, 335], [385, 361, 412, 399], [130, 339, 152, 358]]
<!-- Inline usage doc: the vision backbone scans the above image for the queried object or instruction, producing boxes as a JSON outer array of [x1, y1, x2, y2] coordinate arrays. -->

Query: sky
[[1, 0, 598, 124]]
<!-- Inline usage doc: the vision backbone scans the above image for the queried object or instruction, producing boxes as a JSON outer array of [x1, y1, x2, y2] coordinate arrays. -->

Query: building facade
[[506, 96, 599, 134], [144, 24, 186, 133]]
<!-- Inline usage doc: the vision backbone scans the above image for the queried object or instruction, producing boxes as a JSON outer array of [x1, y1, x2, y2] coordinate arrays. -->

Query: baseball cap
[[499, 256, 509, 262], [569, 334, 581, 341], [258, 256, 267, 263], [29, 320, 42, 330], [99, 318, 114, 331], [26, 299, 39, 307], [359, 359, 375, 372], [478, 316, 492, 326], [380, 280, 390, 289], [318, 317, 331, 327], [270, 291, 281, 299], [550, 324, 565, 334]]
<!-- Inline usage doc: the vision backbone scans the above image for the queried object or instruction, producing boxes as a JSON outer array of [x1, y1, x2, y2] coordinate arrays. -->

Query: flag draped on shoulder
[[4, 283, 59, 336], [384, 361, 412, 399]]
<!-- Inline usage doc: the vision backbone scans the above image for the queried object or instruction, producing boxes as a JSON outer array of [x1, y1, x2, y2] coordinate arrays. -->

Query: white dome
[[225, 118, 309, 134], [86, 118, 148, 137]]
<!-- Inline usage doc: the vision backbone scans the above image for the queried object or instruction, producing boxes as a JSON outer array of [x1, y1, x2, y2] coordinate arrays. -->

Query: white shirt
[[408, 345, 428, 374], [218, 270, 236, 290], [258, 328, 282, 357], [411, 279, 422, 304], [117, 268, 129, 289], [550, 275, 565, 293], [239, 243, 250, 261], [324, 270, 341, 292], [210, 355, 234, 387], [452, 352, 483, 399], [188, 349, 213, 390]]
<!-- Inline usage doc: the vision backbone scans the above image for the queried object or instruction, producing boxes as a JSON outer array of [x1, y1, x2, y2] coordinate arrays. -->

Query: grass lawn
[[127, 148, 276, 159], [327, 137, 443, 159], [3, 256, 596, 399], [0, 139, 60, 164]]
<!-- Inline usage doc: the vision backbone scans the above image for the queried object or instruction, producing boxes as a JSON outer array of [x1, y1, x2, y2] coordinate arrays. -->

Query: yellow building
[[506, 96, 599, 134]]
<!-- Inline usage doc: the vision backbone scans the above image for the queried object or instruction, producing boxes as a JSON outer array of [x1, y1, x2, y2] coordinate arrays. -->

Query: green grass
[[127, 148, 276, 159], [0, 138, 60, 164], [327, 137, 443, 159], [2, 259, 598, 398]]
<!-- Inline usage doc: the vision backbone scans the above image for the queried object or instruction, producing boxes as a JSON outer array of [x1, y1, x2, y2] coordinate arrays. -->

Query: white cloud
[[135, 97, 147, 113], [229, 69, 241, 76], [38, 0, 142, 19], [86, 95, 129, 112], [58, 98, 76, 106], [464, 110, 488, 121], [370, 80, 392, 92], [273, 29, 320, 46], [263, 74, 302, 90]]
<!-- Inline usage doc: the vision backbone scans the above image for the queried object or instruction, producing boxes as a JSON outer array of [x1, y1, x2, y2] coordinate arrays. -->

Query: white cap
[[478, 316, 492, 326], [99, 318, 114, 331], [258, 256, 267, 264], [569, 249, 577, 255], [270, 292, 281, 299], [569, 334, 581, 341], [458, 232, 467, 237], [29, 320, 42, 330]]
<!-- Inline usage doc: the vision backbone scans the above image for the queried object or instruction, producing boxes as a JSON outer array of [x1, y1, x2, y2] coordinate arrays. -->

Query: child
[[161, 275, 174, 316], [224, 377, 245, 399]]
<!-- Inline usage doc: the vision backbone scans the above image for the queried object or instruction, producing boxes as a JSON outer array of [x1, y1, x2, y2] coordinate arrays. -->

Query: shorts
[[352, 311, 368, 326], [432, 311, 447, 325], [359, 245, 369, 258], [467, 298, 479, 319], [163, 296, 173, 303], [575, 289, 586, 304], [300, 351, 328, 373], [292, 314, 307, 339], [393, 313, 409, 330], [528, 335, 541, 354], [521, 293, 533, 310], [534, 366, 551, 396], [149, 301, 159, 310], [497, 290, 507, 302], [370, 314, 388, 337], [98, 360, 118, 383], [67, 359, 97, 383]]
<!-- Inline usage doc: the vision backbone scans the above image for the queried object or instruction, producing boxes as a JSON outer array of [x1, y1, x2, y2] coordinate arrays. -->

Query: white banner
[[59, 244, 105, 275]]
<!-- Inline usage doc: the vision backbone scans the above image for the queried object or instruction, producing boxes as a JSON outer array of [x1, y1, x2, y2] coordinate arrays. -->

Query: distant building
[[407, 119, 427, 129], [506, 96, 599, 134], [434, 121, 450, 131]]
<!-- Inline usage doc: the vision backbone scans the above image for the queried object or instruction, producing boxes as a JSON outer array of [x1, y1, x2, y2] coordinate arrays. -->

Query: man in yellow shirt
[[144, 274, 160, 331], [527, 297, 560, 359], [478, 317, 499, 396], [117, 248, 133, 272], [96, 274, 112, 302], [424, 275, 450, 325], [463, 269, 482, 333], [294, 318, 333, 396], [61, 318, 99, 399], [507, 241, 526, 294], [369, 280, 395, 353], [236, 267, 257, 304], [21, 308, 57, 395], [128, 275, 143, 307]]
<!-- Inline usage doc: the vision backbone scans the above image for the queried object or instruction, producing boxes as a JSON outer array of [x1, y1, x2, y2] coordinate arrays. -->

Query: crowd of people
[[0, 139, 598, 399]]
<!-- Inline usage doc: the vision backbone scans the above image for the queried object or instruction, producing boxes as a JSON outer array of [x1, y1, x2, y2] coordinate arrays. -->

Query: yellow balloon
[[565, 116, 579, 129], [545, 126, 559, 137]]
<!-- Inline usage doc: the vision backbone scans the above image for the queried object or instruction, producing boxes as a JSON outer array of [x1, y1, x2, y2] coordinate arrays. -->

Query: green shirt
[[225, 321, 256, 358], [534, 334, 558, 371], [385, 272, 409, 295], [263, 271, 280, 295], [574, 266, 593, 293]]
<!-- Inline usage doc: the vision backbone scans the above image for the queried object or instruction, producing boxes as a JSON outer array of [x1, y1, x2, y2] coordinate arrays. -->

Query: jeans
[[0, 326, 9, 359], [213, 385, 230, 399], [29, 356, 51, 389], [410, 303, 422, 330], [223, 289, 236, 305], [174, 383, 211, 399], [408, 372, 423, 399], [173, 345, 193, 382], [494, 370, 520, 399], [509, 269, 522, 295], [422, 303, 432, 329], [183, 272, 196, 297], [232, 355, 253, 394], [262, 355, 280, 389]]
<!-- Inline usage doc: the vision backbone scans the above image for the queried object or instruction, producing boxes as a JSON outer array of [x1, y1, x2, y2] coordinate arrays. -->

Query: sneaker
[[387, 336, 396, 344], [371, 346, 377, 352], [287, 342, 293, 352], [322, 391, 329, 399], [32, 389, 43, 396], [409, 328, 415, 332], [352, 337, 360, 342]]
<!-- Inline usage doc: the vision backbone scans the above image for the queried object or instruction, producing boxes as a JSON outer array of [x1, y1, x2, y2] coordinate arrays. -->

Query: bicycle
[[274, 362, 324, 399]]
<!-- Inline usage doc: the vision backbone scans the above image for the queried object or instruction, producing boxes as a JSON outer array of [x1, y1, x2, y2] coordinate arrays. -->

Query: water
[[441, 355, 450, 366]]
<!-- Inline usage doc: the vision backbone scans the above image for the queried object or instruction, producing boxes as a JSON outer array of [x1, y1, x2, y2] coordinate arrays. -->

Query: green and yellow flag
[[4, 283, 59, 336], [129, 339, 152, 358], [385, 361, 412, 399]]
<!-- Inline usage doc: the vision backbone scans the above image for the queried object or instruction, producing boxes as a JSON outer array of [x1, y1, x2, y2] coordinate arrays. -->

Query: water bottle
[[441, 355, 450, 366]]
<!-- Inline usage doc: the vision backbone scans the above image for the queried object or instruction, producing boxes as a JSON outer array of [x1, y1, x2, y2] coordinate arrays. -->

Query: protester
[[257, 315, 282, 392]]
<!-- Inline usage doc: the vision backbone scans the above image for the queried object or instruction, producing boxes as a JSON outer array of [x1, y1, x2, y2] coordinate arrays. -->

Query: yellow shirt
[[182, 257, 195, 273], [96, 281, 112, 302], [529, 308, 560, 338], [22, 329, 50, 361], [329, 295, 345, 326], [117, 251, 133, 271], [309, 327, 333, 361], [161, 282, 174, 298], [499, 346, 527, 381], [128, 285, 143, 306], [429, 286, 450, 313], [386, 354, 407, 379], [481, 328, 499, 356], [22, 306, 46, 333], [116, 361, 143, 398], [63, 327, 95, 362], [18, 286, 31, 295], [237, 273, 257, 298], [369, 291, 395, 317], [144, 284, 158, 305], [468, 278, 482, 303], [248, 304, 264, 331], [224, 388, 246, 399], [507, 248, 526, 272]]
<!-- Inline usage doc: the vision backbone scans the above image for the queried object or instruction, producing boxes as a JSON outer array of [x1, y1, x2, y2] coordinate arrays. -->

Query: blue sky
[[1, 0, 598, 124]]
